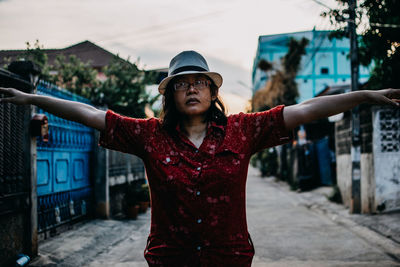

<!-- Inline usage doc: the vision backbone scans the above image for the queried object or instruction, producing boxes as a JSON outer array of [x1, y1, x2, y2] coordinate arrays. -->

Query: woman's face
[[172, 74, 217, 118]]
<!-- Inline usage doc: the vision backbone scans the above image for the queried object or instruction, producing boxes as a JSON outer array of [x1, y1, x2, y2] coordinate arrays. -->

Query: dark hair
[[160, 75, 227, 133]]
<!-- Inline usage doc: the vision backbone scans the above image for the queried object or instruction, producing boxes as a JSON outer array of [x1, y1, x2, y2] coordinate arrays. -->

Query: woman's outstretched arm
[[0, 87, 106, 131], [283, 88, 400, 131]]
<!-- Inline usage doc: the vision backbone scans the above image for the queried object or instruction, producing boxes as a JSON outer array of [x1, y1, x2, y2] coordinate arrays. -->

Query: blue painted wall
[[36, 81, 94, 196], [252, 30, 371, 103], [35, 81, 94, 232]]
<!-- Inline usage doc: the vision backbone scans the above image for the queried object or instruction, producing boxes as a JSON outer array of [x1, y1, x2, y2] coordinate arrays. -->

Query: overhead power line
[[310, 0, 333, 10], [98, 10, 225, 44]]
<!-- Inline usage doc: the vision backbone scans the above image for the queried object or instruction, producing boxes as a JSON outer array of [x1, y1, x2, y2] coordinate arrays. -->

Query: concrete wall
[[336, 154, 352, 208], [361, 153, 375, 213], [335, 106, 374, 212], [335, 110, 352, 208], [93, 130, 110, 219], [372, 107, 400, 212], [94, 142, 146, 218], [0, 214, 27, 265], [336, 153, 374, 212], [335, 106, 400, 213], [108, 150, 146, 217]]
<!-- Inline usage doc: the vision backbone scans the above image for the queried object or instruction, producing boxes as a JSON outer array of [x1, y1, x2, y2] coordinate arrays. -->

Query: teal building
[[252, 30, 371, 103]]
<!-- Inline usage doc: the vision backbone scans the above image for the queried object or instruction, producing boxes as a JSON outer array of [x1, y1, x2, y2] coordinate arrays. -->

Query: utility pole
[[349, 0, 361, 213]]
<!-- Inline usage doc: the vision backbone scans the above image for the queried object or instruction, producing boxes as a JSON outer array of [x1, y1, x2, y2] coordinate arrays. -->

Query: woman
[[1, 50, 399, 266]]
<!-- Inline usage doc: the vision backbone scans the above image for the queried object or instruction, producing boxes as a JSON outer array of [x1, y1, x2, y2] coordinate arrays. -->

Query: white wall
[[373, 108, 400, 212], [336, 154, 352, 208], [361, 153, 375, 213]]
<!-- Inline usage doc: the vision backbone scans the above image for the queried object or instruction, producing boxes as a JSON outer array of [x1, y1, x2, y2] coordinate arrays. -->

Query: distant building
[[150, 67, 168, 84], [252, 30, 371, 103], [0, 40, 125, 80]]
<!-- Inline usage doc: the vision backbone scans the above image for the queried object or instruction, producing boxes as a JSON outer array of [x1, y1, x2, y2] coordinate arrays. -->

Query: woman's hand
[[364, 88, 400, 107], [0, 87, 31, 105]]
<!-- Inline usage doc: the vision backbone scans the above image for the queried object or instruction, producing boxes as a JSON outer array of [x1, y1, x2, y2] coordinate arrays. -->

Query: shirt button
[[197, 218, 202, 224], [197, 167, 201, 171], [195, 150, 199, 153], [196, 191, 201, 196], [197, 246, 201, 251]]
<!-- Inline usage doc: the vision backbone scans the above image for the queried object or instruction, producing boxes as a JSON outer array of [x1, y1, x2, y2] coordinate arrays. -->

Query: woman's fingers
[[365, 89, 400, 107], [0, 88, 9, 104], [0, 97, 14, 104], [388, 99, 400, 107], [0, 87, 15, 104], [0, 87, 10, 95], [391, 99, 400, 106], [0, 96, 17, 104], [0, 87, 28, 105], [382, 89, 400, 107], [379, 94, 399, 107], [0, 87, 17, 97], [385, 88, 400, 99]]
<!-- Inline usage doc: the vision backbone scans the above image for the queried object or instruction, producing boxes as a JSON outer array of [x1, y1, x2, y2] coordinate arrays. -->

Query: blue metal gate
[[36, 81, 94, 234]]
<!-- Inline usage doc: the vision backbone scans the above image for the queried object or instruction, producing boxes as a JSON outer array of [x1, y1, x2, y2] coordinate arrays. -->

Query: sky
[[0, 0, 339, 113]]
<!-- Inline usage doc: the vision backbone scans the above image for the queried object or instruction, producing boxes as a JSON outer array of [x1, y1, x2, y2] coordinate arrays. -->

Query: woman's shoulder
[[107, 110, 160, 122], [105, 110, 163, 131], [225, 112, 252, 125], [226, 106, 285, 121]]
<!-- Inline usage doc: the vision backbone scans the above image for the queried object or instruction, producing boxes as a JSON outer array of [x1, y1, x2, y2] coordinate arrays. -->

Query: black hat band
[[170, 65, 208, 75]]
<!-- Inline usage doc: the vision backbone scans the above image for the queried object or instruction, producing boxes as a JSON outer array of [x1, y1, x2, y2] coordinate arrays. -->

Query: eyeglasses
[[173, 80, 211, 91]]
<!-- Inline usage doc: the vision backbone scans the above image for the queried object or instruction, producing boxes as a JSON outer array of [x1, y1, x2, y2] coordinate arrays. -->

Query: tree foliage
[[22, 40, 157, 118], [97, 56, 157, 118], [252, 37, 309, 111], [322, 0, 400, 89], [51, 54, 99, 99], [20, 40, 51, 81]]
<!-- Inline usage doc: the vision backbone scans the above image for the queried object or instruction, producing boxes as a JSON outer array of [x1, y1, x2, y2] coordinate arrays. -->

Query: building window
[[321, 67, 329, 74], [342, 78, 346, 82], [304, 79, 308, 83]]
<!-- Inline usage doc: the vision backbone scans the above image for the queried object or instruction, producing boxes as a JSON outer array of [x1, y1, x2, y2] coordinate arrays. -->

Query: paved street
[[246, 168, 400, 266], [30, 166, 400, 267]]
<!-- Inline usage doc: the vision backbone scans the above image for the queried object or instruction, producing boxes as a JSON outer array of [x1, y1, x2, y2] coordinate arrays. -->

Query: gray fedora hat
[[158, 50, 223, 95]]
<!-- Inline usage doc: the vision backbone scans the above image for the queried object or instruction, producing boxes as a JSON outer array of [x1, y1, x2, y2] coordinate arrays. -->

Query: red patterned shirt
[[99, 105, 292, 267]]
